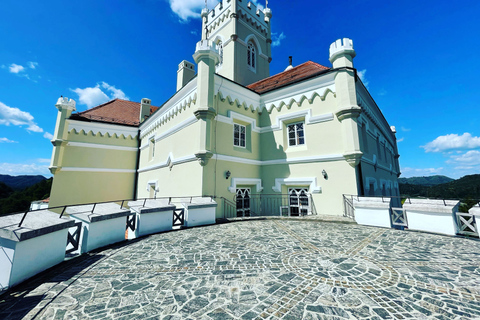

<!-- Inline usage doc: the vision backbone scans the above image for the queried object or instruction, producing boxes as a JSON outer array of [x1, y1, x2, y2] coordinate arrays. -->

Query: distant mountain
[[399, 174, 480, 212], [398, 175, 454, 186], [0, 178, 53, 216], [0, 174, 47, 191]]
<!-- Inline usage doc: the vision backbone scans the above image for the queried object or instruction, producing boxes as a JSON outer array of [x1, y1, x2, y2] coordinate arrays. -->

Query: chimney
[[140, 98, 151, 123], [177, 60, 196, 91], [284, 56, 293, 71]]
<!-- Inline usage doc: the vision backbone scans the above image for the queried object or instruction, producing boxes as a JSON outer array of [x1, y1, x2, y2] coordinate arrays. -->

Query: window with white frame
[[287, 122, 305, 146], [233, 123, 246, 147], [247, 42, 256, 71]]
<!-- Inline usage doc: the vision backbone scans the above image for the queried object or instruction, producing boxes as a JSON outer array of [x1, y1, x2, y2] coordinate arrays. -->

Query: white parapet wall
[[128, 199, 176, 237], [353, 197, 392, 228], [0, 210, 74, 289], [67, 203, 130, 253], [468, 204, 480, 236], [180, 197, 217, 227], [403, 199, 460, 236]]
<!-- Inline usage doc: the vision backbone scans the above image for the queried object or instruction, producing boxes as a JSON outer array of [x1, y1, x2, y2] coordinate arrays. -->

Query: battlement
[[55, 96, 76, 110], [205, 0, 270, 30], [329, 38, 355, 61], [195, 40, 219, 55]]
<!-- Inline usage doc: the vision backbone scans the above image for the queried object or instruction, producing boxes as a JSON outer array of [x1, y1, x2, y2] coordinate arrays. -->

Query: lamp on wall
[[225, 170, 231, 179], [322, 169, 328, 179]]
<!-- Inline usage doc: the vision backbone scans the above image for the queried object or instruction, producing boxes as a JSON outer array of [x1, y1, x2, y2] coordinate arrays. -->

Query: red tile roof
[[70, 99, 159, 126], [247, 61, 330, 94]]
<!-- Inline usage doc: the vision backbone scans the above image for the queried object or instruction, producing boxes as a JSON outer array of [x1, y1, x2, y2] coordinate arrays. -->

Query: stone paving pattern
[[1, 220, 480, 319]]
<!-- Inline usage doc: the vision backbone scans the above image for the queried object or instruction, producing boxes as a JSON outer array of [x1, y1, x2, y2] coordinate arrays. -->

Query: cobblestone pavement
[[1, 220, 480, 319]]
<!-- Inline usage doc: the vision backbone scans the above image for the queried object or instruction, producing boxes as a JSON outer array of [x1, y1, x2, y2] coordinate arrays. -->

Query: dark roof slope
[[70, 99, 159, 126], [247, 61, 330, 94]]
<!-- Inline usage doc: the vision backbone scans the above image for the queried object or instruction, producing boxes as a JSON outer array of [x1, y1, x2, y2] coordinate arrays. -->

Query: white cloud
[[357, 69, 369, 89], [401, 167, 444, 177], [0, 137, 17, 143], [447, 150, 480, 166], [400, 126, 411, 132], [71, 82, 128, 109], [169, 0, 264, 21], [422, 133, 480, 153], [28, 61, 38, 69], [101, 82, 128, 100], [0, 160, 51, 176], [397, 137, 404, 143], [272, 32, 286, 47], [9, 63, 25, 74], [0, 101, 44, 133], [43, 132, 54, 140]]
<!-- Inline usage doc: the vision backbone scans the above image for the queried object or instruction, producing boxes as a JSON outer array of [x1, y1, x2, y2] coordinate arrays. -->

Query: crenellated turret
[[329, 38, 362, 167], [197, 0, 271, 86], [49, 97, 76, 174]]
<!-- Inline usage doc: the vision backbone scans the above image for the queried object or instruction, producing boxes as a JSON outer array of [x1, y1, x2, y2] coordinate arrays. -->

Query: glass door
[[236, 188, 251, 217], [289, 188, 309, 216]]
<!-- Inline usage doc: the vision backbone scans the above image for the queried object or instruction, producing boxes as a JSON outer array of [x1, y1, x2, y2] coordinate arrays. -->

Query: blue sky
[[0, 0, 479, 179]]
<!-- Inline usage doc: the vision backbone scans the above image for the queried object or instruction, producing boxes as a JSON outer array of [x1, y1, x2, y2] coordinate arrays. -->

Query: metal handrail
[[14, 195, 213, 227]]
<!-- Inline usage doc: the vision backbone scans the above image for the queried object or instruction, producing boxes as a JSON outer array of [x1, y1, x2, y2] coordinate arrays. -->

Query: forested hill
[[400, 174, 480, 200], [0, 177, 53, 216], [398, 175, 454, 186], [0, 174, 47, 190]]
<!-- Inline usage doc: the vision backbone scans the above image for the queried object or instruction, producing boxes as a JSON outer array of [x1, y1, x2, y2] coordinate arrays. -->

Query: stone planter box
[[181, 198, 217, 227], [128, 199, 176, 238], [0, 210, 74, 289], [403, 199, 460, 236], [67, 203, 130, 253], [353, 197, 392, 228]]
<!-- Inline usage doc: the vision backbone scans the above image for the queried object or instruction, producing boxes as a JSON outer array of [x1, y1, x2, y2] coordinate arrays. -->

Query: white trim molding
[[261, 109, 334, 133], [67, 142, 138, 152], [228, 178, 263, 193], [60, 167, 136, 173], [138, 153, 197, 173], [272, 177, 321, 193], [216, 109, 334, 134], [214, 153, 344, 166], [146, 180, 158, 192]]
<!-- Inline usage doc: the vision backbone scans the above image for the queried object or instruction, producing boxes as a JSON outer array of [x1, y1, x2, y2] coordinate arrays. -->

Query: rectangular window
[[288, 122, 305, 146], [233, 124, 246, 147], [149, 138, 155, 160]]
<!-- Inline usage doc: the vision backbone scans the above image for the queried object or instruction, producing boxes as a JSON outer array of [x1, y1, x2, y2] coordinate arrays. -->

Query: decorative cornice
[[335, 106, 362, 121], [343, 151, 363, 167], [272, 178, 322, 193], [228, 178, 263, 193], [194, 108, 217, 120], [195, 151, 213, 166], [68, 120, 138, 139], [140, 83, 197, 139]]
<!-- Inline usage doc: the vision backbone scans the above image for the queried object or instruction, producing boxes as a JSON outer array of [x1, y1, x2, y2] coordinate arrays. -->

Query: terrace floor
[[1, 218, 480, 319]]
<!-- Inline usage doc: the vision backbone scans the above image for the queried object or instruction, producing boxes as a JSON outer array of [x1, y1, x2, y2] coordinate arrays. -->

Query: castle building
[[48, 0, 400, 217]]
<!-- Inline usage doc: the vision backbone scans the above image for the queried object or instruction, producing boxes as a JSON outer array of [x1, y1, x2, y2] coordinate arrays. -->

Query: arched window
[[247, 42, 256, 71], [216, 40, 223, 66]]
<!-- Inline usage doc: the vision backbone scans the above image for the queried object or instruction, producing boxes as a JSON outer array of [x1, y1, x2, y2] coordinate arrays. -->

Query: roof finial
[[266, 0, 268, 8], [205, 0, 208, 9]]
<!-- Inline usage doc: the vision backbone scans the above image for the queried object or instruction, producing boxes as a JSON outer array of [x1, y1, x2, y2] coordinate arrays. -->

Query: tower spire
[[266, 0, 268, 9]]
